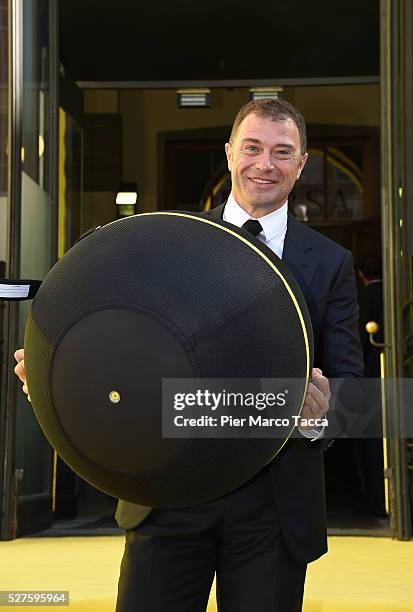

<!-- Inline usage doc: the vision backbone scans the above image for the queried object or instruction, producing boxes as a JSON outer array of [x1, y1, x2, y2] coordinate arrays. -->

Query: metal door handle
[[365, 321, 390, 348]]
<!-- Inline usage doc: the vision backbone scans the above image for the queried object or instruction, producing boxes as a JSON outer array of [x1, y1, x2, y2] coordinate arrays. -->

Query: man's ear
[[296, 152, 308, 180], [225, 143, 232, 172]]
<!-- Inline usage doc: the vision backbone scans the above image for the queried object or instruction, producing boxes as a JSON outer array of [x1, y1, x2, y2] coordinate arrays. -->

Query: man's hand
[[299, 367, 330, 430], [14, 348, 31, 401]]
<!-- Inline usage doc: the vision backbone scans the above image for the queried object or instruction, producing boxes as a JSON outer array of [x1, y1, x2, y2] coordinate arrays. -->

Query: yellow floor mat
[[0, 535, 412, 611]]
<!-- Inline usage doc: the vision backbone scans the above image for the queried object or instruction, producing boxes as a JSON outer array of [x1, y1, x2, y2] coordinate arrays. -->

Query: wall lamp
[[116, 183, 138, 217]]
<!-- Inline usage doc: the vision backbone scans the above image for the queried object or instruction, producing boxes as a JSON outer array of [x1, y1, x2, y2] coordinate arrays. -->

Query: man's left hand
[[299, 368, 330, 430]]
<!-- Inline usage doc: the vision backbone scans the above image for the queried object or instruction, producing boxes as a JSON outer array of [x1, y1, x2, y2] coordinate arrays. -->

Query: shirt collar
[[223, 192, 288, 242]]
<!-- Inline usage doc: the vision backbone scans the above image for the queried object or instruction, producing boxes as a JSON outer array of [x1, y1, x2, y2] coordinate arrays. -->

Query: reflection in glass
[[326, 147, 363, 219], [22, 0, 49, 191], [291, 150, 324, 220], [58, 109, 82, 257], [291, 145, 364, 222], [16, 0, 53, 504]]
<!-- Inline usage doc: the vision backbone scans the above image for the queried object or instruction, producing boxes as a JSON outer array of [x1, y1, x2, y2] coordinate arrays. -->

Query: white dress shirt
[[222, 192, 324, 441], [223, 192, 288, 259]]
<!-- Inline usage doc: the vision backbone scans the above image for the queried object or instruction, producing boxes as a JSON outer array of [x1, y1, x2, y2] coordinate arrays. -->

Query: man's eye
[[245, 145, 258, 152], [274, 150, 293, 159]]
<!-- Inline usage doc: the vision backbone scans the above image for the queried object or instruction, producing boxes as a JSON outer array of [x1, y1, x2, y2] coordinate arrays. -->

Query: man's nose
[[255, 152, 274, 172]]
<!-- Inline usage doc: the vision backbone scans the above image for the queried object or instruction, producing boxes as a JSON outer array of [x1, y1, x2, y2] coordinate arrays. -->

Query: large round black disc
[[24, 212, 313, 507]]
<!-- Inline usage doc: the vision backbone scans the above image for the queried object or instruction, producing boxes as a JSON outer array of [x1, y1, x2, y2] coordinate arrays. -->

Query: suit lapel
[[282, 215, 318, 304], [204, 203, 225, 220]]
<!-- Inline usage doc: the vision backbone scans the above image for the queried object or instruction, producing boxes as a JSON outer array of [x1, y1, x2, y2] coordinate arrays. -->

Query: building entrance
[[2, 0, 412, 540]]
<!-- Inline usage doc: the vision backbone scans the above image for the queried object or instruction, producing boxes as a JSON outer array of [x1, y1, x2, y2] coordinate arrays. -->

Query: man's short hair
[[229, 98, 307, 155]]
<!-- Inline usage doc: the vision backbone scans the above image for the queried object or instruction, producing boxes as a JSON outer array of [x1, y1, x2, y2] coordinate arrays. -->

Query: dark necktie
[[242, 219, 263, 237]]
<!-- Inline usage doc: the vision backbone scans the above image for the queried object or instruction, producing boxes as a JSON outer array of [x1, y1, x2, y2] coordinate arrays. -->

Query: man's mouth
[[248, 177, 277, 185]]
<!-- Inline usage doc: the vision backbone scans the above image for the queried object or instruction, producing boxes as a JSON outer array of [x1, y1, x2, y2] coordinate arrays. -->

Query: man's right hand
[[14, 348, 31, 401]]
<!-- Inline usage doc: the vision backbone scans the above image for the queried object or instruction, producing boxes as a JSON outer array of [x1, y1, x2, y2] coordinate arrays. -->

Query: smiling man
[[15, 99, 363, 612], [113, 99, 363, 611]]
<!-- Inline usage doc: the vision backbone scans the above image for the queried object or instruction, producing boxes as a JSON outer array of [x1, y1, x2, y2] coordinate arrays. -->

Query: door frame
[[0, 0, 59, 539], [380, 0, 413, 540]]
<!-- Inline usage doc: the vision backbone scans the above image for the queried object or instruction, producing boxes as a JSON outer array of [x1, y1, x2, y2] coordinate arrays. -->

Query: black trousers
[[116, 466, 307, 612]]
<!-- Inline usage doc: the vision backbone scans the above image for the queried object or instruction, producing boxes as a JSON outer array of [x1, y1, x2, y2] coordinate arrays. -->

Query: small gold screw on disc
[[109, 390, 121, 404]]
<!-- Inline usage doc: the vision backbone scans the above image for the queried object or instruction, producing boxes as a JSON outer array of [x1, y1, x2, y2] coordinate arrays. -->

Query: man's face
[[225, 113, 308, 216]]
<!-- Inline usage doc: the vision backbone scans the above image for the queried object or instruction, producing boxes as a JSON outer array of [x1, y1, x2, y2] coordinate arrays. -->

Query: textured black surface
[[52, 308, 194, 474], [25, 212, 314, 507]]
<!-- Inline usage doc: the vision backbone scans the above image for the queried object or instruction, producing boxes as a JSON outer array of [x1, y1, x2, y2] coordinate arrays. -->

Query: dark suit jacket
[[115, 205, 363, 564]]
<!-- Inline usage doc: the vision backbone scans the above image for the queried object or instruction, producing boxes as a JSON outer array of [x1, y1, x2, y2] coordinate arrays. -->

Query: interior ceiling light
[[249, 87, 283, 101], [177, 88, 211, 108]]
